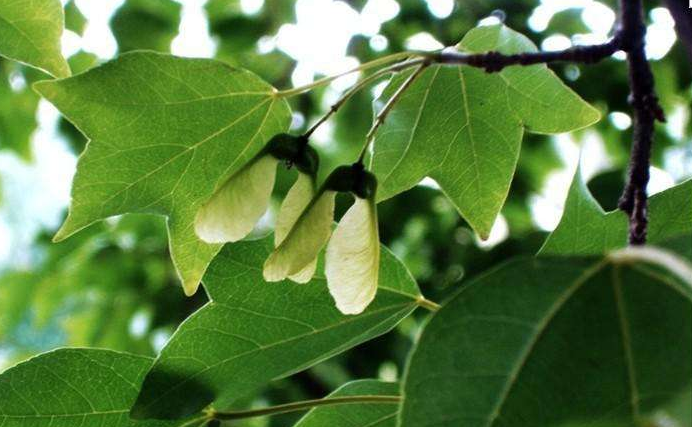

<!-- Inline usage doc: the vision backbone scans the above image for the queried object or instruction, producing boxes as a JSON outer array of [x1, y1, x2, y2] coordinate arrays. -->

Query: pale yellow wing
[[195, 155, 278, 243], [275, 173, 319, 283], [325, 198, 380, 315], [263, 190, 336, 282]]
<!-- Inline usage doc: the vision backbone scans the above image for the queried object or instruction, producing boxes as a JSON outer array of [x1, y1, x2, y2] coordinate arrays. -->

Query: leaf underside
[[34, 51, 291, 295], [371, 24, 600, 238]]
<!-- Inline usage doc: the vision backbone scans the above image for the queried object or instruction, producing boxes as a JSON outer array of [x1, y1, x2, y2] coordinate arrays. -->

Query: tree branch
[[434, 37, 621, 72], [617, 0, 666, 245]]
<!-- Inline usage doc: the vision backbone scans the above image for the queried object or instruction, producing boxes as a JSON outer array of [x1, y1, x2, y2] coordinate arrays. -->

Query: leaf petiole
[[303, 57, 427, 139], [177, 414, 212, 427], [417, 296, 441, 312], [210, 395, 401, 421], [357, 62, 429, 164], [276, 51, 422, 98]]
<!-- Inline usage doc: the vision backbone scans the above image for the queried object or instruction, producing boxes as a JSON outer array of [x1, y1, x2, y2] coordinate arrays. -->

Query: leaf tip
[[473, 222, 493, 241], [569, 102, 602, 132], [52, 222, 73, 243], [585, 104, 602, 126], [178, 268, 204, 297], [182, 282, 200, 297]]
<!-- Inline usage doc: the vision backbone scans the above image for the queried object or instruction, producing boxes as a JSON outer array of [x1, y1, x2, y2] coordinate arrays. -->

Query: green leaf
[[0, 348, 188, 426], [111, 0, 182, 53], [371, 24, 599, 238], [64, 0, 86, 36], [205, 0, 242, 20], [659, 388, 692, 427], [0, 0, 70, 78], [34, 51, 291, 295], [400, 247, 692, 427], [0, 271, 37, 340], [132, 236, 421, 420], [67, 50, 99, 75], [294, 380, 399, 427], [0, 61, 40, 159], [540, 166, 692, 256]]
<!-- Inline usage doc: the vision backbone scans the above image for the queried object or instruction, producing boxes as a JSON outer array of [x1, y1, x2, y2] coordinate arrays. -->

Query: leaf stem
[[276, 52, 421, 98], [177, 414, 212, 427], [303, 58, 427, 139], [417, 296, 441, 312], [357, 62, 429, 164], [210, 395, 401, 421]]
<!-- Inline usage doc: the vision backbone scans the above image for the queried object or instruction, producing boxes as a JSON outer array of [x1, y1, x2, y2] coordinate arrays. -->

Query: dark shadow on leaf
[[130, 368, 216, 420]]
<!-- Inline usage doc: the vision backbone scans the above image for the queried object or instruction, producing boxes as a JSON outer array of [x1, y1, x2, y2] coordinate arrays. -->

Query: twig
[[434, 36, 621, 72], [297, 36, 624, 158], [303, 58, 427, 139], [617, 0, 666, 245], [300, 38, 623, 142], [352, 38, 622, 163]]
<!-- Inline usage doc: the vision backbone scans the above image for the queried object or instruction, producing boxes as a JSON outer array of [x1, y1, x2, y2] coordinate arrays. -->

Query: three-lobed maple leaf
[[371, 24, 601, 239], [35, 51, 291, 295]]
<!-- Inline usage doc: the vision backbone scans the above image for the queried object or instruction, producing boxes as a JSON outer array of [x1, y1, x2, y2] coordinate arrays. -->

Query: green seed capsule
[[324, 165, 358, 193], [265, 133, 305, 161], [353, 169, 377, 199], [324, 163, 378, 199], [265, 133, 319, 177], [294, 144, 319, 176]]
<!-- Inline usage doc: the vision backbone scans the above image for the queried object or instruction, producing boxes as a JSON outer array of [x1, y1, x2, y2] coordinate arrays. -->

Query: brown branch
[[617, 0, 666, 245], [434, 37, 621, 72]]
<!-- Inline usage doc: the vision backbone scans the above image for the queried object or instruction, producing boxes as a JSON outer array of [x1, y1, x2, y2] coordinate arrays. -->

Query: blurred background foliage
[[0, 0, 690, 425]]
